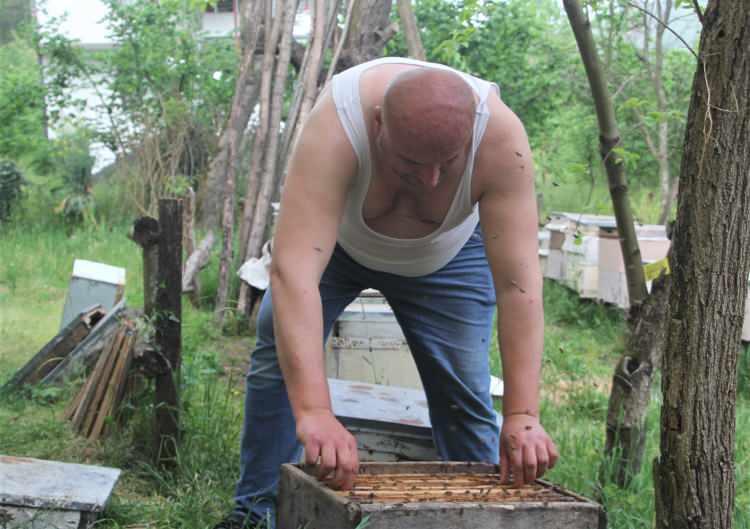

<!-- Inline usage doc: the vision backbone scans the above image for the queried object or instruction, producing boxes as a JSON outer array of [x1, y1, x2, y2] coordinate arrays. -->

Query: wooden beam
[[1, 305, 104, 392], [154, 198, 183, 466], [131, 216, 160, 317]]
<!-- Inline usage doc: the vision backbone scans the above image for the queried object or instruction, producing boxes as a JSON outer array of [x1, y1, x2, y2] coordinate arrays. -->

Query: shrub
[[0, 160, 25, 222]]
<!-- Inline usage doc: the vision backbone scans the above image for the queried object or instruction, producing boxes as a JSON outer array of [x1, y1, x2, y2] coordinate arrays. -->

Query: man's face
[[375, 109, 471, 192]]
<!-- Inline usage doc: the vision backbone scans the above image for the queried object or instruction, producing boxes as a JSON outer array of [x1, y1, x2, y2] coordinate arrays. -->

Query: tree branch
[[691, 0, 704, 24], [634, 108, 659, 159], [626, 1, 698, 58]]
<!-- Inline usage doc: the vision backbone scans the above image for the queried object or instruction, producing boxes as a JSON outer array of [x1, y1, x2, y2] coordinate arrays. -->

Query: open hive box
[[278, 462, 605, 529]]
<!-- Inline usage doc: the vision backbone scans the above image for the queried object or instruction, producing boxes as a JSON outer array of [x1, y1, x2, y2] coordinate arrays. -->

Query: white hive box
[[61, 260, 125, 330], [558, 214, 614, 300], [544, 222, 568, 281], [538, 230, 550, 276], [326, 291, 503, 405], [743, 277, 750, 342], [0, 455, 120, 529], [598, 225, 671, 309], [545, 213, 616, 299], [326, 290, 422, 389]]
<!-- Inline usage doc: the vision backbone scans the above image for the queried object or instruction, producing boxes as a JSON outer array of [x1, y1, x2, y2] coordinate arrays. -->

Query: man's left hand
[[499, 414, 559, 486]]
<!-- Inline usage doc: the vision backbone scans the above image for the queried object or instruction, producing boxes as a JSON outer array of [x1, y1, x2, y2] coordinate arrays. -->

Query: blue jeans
[[233, 223, 499, 524]]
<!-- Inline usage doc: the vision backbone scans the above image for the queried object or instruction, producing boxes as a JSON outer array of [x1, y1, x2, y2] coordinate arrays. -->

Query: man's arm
[[477, 93, 558, 486], [270, 87, 360, 489]]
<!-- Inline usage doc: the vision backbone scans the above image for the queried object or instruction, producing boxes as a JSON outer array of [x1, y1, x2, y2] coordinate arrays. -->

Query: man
[[215, 57, 558, 529]]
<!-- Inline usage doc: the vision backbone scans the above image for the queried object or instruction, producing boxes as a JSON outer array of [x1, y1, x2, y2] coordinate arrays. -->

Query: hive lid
[[0, 455, 121, 512], [72, 259, 126, 285], [329, 379, 432, 433]]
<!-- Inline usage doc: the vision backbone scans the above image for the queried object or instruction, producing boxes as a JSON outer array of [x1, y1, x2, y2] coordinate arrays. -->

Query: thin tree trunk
[[245, 0, 297, 266], [238, 0, 279, 264], [296, 0, 327, 144], [654, 1, 750, 527], [182, 187, 201, 307], [278, 0, 340, 184], [654, 0, 673, 225], [213, 0, 266, 325], [236, 0, 283, 316], [326, 0, 358, 83], [563, 0, 659, 487], [199, 1, 264, 230], [397, 0, 425, 60], [277, 0, 330, 192]]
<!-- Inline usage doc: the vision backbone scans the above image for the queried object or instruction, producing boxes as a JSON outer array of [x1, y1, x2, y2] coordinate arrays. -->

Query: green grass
[[1, 187, 749, 529]]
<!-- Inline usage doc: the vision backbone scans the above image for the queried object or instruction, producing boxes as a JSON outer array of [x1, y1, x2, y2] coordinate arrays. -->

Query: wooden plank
[[0, 455, 120, 512], [360, 502, 605, 529], [42, 299, 126, 384], [348, 427, 438, 462], [90, 329, 136, 440], [80, 327, 126, 437], [0, 306, 103, 392], [357, 462, 499, 475], [278, 464, 362, 529], [63, 373, 88, 421], [72, 328, 124, 434]]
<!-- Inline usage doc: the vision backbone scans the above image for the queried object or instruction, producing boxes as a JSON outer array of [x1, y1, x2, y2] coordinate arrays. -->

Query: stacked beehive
[[278, 462, 605, 529], [542, 212, 617, 300]]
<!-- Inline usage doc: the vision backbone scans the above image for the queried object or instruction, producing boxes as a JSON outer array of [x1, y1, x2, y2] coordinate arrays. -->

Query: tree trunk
[[397, 0, 425, 60], [213, 0, 266, 326], [336, 0, 397, 73], [654, 2, 750, 527], [182, 188, 201, 307], [238, 0, 279, 265], [276, 0, 331, 193], [563, 0, 659, 487], [293, 0, 328, 150], [244, 0, 297, 265], [326, 0, 359, 83], [236, 0, 284, 316], [199, 0, 263, 231]]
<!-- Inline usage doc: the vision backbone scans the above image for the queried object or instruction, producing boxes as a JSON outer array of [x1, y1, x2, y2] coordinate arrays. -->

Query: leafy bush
[[0, 38, 47, 162], [50, 130, 96, 225], [0, 160, 25, 222]]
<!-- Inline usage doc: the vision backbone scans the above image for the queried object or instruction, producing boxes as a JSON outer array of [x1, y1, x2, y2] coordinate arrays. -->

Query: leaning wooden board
[[278, 462, 605, 529]]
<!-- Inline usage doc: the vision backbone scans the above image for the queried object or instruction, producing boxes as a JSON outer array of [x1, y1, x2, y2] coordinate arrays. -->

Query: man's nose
[[418, 165, 440, 188]]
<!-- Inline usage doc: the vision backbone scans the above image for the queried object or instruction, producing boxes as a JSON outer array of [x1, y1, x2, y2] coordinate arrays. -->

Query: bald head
[[381, 68, 476, 160]]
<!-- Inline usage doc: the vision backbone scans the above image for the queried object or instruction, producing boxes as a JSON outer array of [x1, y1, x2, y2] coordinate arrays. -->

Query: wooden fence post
[[154, 198, 183, 466], [131, 216, 160, 317]]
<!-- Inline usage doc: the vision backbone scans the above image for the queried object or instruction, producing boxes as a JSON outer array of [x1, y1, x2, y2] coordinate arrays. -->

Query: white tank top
[[331, 57, 498, 277]]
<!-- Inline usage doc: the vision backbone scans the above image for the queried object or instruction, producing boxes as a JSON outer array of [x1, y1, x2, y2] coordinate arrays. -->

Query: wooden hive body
[[278, 462, 605, 529]]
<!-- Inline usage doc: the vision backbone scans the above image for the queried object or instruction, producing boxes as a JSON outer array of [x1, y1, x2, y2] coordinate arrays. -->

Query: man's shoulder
[[474, 95, 531, 192]]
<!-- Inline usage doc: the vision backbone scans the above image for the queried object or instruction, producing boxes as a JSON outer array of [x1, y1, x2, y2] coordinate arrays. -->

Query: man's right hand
[[296, 409, 360, 491]]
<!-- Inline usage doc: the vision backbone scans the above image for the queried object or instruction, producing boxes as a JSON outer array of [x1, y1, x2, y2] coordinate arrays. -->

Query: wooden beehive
[[278, 462, 605, 529]]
